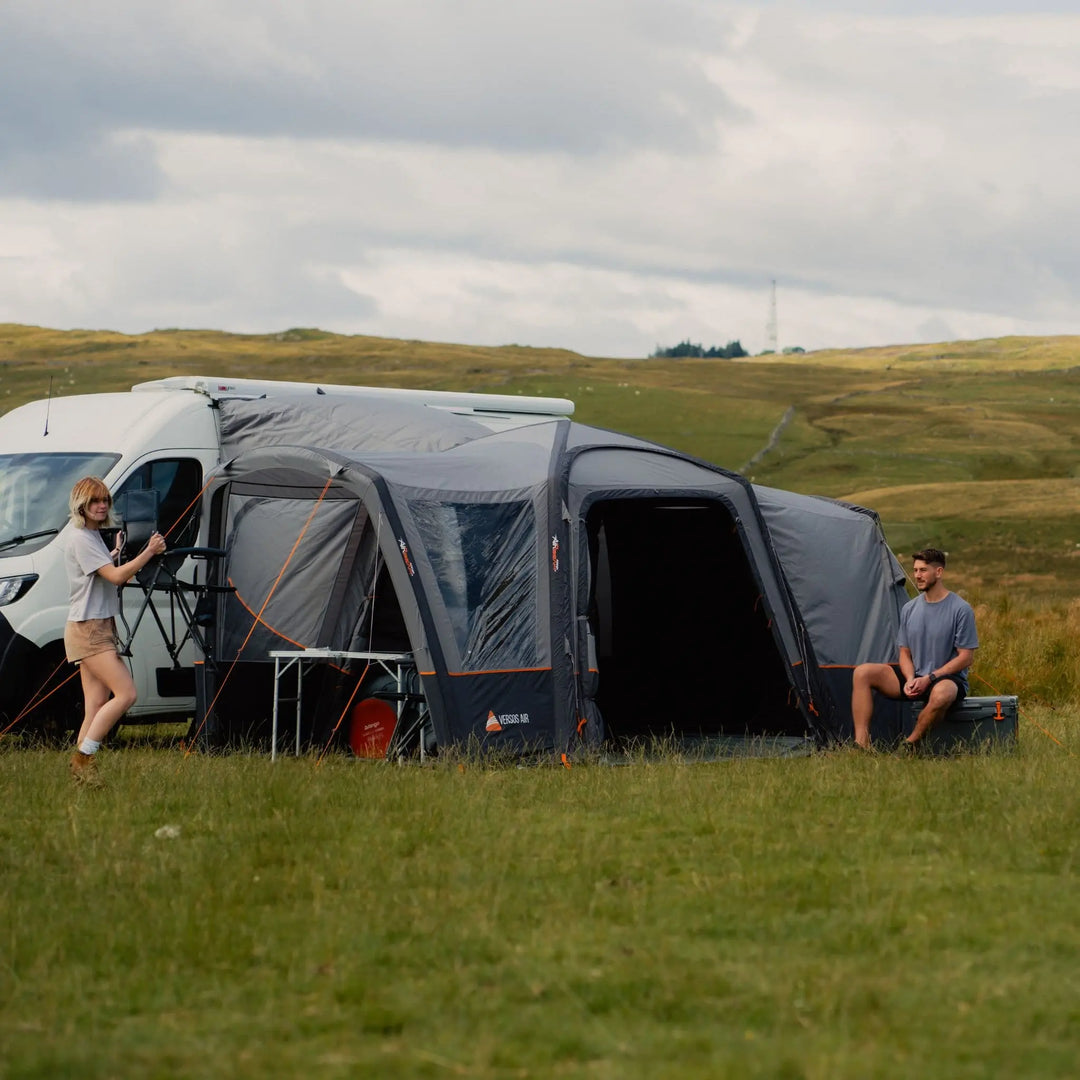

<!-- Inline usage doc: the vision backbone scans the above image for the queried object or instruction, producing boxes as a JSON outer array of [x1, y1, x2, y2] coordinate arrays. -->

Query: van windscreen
[[0, 452, 120, 555]]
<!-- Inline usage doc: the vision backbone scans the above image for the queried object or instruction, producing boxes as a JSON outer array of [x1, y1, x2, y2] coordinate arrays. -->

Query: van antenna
[[43, 376, 53, 437]]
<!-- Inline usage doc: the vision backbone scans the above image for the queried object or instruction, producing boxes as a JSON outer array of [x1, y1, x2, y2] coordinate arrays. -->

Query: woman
[[64, 477, 167, 785]]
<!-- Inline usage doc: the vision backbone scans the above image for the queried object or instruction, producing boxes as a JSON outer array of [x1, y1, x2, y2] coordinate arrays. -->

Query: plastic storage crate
[[904, 694, 1018, 753]]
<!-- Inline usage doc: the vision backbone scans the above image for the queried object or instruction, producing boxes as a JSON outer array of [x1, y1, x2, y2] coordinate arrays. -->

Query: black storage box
[[904, 694, 1018, 753]]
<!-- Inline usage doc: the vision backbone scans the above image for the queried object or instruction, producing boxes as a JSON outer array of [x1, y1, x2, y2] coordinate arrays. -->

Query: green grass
[[2, 727, 1079, 1079]]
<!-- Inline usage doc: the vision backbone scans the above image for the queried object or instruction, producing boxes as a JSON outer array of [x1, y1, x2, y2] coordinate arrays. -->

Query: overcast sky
[[1, 1, 1078, 358]]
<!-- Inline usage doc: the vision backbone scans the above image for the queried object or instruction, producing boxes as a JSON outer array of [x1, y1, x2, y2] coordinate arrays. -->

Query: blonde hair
[[69, 476, 117, 529]]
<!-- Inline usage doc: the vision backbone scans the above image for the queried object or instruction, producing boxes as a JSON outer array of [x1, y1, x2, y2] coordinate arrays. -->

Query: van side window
[[116, 459, 202, 547]]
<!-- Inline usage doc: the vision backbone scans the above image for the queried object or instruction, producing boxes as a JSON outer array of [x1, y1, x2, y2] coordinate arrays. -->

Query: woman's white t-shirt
[[64, 525, 119, 621]]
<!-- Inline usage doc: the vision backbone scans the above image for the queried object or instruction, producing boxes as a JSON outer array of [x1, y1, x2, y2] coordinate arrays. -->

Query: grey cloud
[[725, 198, 1080, 325], [917, 315, 957, 342], [683, 12, 1080, 319], [763, 1, 1078, 12], [22, 219, 379, 332], [0, 135, 163, 201], [0, 0, 738, 202], [263, 148, 1080, 329], [4, 1, 1079, 353], [192, 274, 379, 333], [751, 16, 1070, 133]]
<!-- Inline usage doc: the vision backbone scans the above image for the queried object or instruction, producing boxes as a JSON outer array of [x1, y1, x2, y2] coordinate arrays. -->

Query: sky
[[2, 1, 1079, 358]]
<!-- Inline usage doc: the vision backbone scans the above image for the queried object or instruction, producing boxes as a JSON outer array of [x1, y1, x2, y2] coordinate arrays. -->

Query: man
[[851, 548, 978, 749]]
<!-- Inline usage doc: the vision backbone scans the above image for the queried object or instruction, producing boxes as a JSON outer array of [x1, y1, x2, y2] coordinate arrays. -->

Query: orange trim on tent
[[228, 579, 350, 672], [229, 579, 311, 649]]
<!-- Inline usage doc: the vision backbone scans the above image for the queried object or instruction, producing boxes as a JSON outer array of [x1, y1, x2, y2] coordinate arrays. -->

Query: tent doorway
[[198, 487, 418, 751], [584, 498, 807, 746]]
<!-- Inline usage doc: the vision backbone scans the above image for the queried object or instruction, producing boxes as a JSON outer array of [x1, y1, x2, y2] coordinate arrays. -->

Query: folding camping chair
[[113, 489, 231, 685]]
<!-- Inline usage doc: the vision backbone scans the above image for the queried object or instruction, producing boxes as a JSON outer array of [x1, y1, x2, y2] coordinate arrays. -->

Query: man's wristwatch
[[928, 672, 939, 684]]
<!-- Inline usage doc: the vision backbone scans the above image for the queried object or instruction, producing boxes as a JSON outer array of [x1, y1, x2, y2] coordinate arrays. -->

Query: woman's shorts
[[64, 618, 119, 664]]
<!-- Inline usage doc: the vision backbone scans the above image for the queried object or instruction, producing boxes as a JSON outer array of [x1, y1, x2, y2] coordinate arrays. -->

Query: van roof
[[0, 391, 218, 455], [132, 375, 574, 420]]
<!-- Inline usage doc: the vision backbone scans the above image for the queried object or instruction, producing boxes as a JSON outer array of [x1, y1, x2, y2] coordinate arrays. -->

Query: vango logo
[[485, 709, 530, 732]]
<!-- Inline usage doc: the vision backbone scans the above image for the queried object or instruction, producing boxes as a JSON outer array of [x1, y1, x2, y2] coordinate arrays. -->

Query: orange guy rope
[[969, 669, 1071, 754], [0, 663, 80, 739]]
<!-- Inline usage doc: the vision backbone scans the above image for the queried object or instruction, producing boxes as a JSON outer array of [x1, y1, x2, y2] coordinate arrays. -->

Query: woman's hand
[[96, 531, 168, 586], [111, 530, 125, 560]]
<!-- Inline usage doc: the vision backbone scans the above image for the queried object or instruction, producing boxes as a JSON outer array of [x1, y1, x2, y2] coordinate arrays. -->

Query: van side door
[[113, 456, 205, 718]]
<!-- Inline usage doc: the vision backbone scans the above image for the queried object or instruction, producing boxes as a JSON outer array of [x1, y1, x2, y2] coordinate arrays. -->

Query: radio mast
[[765, 279, 778, 353]]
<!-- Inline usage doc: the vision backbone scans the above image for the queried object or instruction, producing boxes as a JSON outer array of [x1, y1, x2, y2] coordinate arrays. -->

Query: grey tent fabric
[[218, 395, 492, 457], [753, 486, 908, 666], [219, 492, 361, 660], [195, 401, 907, 754]]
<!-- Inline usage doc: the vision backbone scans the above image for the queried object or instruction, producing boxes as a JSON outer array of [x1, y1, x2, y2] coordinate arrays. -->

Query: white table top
[[269, 648, 413, 662]]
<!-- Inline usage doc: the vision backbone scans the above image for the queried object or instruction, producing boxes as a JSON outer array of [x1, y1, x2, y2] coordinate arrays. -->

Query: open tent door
[[197, 474, 422, 752], [584, 498, 809, 747]]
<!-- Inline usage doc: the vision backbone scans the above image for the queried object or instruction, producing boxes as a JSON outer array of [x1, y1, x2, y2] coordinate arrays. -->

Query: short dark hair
[[913, 547, 947, 568]]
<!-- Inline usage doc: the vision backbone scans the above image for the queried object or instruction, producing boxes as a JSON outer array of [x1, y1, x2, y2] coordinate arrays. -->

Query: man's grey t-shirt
[[897, 591, 979, 691], [64, 524, 119, 621]]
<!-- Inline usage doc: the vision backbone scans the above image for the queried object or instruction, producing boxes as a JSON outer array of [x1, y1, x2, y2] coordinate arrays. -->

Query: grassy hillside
[[3, 322, 1080, 693], [4, 323, 1080, 604]]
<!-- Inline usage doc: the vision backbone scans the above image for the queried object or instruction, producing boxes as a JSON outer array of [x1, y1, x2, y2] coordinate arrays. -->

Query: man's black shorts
[[893, 665, 966, 704]]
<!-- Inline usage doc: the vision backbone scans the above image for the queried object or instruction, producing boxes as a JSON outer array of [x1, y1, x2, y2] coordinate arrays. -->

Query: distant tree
[[651, 339, 746, 359]]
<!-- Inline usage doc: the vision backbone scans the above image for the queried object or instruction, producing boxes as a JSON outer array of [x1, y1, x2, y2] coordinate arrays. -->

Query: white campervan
[[0, 376, 572, 738]]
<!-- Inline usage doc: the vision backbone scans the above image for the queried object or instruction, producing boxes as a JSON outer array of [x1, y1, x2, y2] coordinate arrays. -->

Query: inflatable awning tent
[[194, 395, 908, 753]]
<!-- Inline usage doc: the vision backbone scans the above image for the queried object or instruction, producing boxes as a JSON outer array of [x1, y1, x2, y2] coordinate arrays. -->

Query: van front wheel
[[23, 651, 84, 746]]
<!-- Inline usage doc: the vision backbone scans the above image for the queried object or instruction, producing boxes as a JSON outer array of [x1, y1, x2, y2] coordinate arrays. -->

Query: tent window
[[411, 500, 537, 671]]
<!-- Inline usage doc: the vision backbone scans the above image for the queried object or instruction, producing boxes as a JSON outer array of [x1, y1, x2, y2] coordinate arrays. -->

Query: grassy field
[[2, 728, 1079, 1079], [2, 324, 1080, 1076]]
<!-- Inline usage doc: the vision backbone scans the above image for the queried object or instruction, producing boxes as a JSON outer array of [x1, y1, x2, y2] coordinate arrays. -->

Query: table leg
[[272, 656, 281, 762]]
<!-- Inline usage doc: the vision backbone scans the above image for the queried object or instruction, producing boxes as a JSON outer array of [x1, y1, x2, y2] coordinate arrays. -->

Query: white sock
[[79, 738, 101, 756]]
